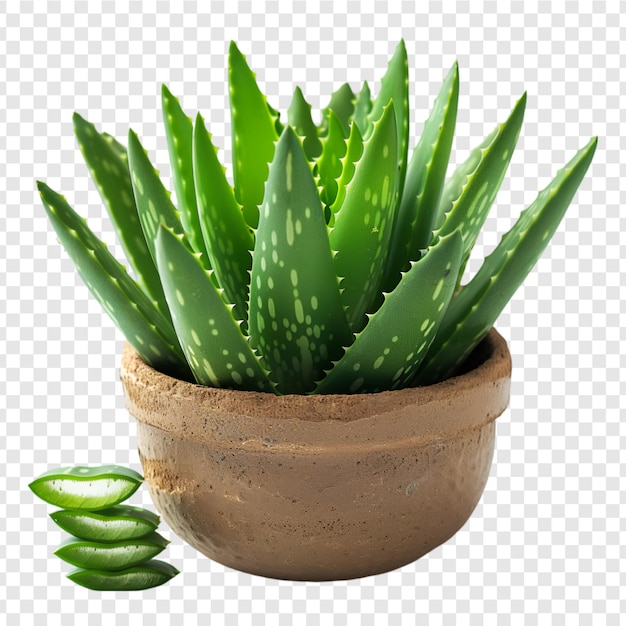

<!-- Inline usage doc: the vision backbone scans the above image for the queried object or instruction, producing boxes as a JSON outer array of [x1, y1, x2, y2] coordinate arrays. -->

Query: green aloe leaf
[[414, 137, 597, 385], [37, 182, 190, 379], [353, 81, 372, 137], [67, 560, 179, 591], [316, 231, 463, 394], [288, 86, 322, 160], [330, 119, 364, 218], [193, 113, 254, 330], [318, 82, 355, 137], [50, 505, 160, 542], [366, 40, 409, 202], [55, 532, 169, 570], [29, 465, 143, 510], [383, 62, 459, 291], [249, 126, 352, 394], [267, 100, 285, 136], [228, 41, 281, 228], [161, 85, 209, 259], [330, 102, 398, 331], [127, 130, 199, 268], [317, 110, 349, 209], [72, 114, 169, 317], [434, 93, 527, 275], [100, 131, 127, 160], [154, 225, 273, 391]]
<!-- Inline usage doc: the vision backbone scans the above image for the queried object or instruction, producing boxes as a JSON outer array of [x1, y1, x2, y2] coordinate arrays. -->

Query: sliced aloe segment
[[384, 62, 459, 291], [193, 113, 253, 329], [50, 505, 160, 542], [414, 137, 597, 385], [434, 93, 527, 271], [55, 532, 169, 570], [330, 102, 398, 330], [249, 127, 352, 394], [37, 183, 190, 379], [67, 560, 179, 591], [29, 465, 143, 510], [316, 231, 462, 394], [288, 86, 322, 160], [155, 226, 273, 391], [161, 85, 209, 260], [228, 41, 280, 228], [72, 114, 168, 314]]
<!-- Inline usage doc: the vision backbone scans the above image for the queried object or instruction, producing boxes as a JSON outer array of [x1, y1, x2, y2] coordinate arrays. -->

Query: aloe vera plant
[[38, 41, 596, 395]]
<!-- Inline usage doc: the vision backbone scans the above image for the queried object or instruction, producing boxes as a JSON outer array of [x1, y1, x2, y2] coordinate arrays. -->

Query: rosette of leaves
[[38, 41, 596, 395]]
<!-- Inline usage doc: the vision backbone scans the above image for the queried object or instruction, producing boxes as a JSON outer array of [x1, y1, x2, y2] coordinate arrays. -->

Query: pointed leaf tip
[[72, 111, 86, 126], [229, 40, 244, 60], [127, 128, 139, 145], [277, 124, 301, 153]]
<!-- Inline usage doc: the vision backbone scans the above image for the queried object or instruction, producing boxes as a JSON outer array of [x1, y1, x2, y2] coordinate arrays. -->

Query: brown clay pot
[[120, 327, 511, 581]]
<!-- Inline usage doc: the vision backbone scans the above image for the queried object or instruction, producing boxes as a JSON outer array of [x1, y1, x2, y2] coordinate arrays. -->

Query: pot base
[[137, 419, 496, 581], [122, 329, 511, 581]]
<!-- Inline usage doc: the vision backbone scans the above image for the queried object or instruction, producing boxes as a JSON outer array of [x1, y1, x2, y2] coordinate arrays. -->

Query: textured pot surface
[[121, 328, 511, 581]]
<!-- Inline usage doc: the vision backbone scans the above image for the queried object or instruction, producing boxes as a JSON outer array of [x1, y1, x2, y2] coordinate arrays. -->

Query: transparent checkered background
[[1, 0, 623, 623]]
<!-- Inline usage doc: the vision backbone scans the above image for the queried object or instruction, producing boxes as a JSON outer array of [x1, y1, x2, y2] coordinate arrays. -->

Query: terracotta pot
[[120, 328, 511, 581]]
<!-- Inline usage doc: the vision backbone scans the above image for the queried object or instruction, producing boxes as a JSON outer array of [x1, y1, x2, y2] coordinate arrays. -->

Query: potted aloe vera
[[38, 41, 596, 581]]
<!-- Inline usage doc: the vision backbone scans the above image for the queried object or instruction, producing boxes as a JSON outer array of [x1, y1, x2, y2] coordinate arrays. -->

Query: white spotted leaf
[[72, 114, 169, 318], [127, 130, 201, 270], [413, 137, 597, 385], [162, 85, 210, 260], [249, 126, 352, 394], [154, 226, 273, 391], [228, 41, 281, 229], [366, 40, 409, 202], [383, 62, 459, 292], [38, 182, 191, 380], [315, 230, 463, 394], [193, 113, 254, 331], [330, 102, 398, 331], [433, 93, 527, 275]]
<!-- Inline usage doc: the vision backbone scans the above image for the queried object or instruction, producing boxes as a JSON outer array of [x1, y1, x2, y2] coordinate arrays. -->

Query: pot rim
[[121, 328, 512, 450]]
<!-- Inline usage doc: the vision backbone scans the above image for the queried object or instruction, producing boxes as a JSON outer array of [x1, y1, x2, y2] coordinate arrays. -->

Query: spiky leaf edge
[[38, 182, 191, 380], [413, 137, 598, 385]]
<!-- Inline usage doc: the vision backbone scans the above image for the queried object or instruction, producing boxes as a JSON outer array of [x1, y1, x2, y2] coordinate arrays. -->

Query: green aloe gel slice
[[54, 532, 169, 570], [67, 560, 180, 591], [50, 505, 160, 542], [29, 466, 143, 510]]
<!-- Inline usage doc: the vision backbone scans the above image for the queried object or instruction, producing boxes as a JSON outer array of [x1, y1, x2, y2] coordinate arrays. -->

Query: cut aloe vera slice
[[55, 532, 169, 570], [29, 466, 143, 510], [67, 560, 180, 591], [50, 505, 160, 542]]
